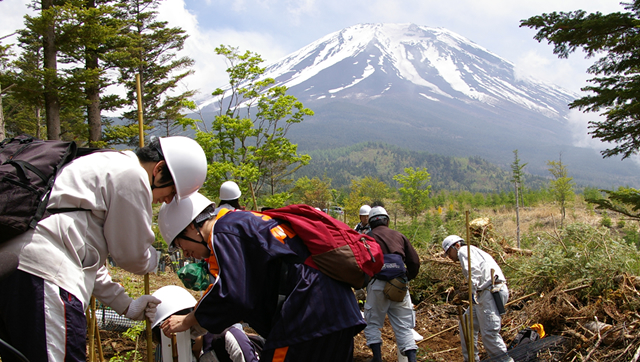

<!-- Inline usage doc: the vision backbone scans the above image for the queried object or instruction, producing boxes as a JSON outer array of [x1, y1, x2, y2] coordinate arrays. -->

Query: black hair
[[221, 199, 242, 209], [135, 139, 172, 185], [369, 215, 389, 229]]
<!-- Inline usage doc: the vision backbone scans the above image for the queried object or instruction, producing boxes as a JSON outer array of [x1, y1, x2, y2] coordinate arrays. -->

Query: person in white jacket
[[442, 235, 514, 362], [0, 136, 207, 362]]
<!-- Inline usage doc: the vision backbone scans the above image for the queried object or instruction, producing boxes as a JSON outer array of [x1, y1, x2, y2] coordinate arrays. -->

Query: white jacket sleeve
[[103, 165, 158, 275], [92, 265, 133, 315]]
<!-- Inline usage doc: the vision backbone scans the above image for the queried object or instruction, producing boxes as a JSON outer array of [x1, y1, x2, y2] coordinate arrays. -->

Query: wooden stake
[[136, 73, 153, 362], [95, 318, 104, 362], [136, 74, 144, 148], [465, 210, 474, 359], [88, 296, 96, 362]]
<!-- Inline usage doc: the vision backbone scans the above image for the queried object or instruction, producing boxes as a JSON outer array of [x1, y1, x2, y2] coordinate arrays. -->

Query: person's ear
[[153, 160, 166, 176]]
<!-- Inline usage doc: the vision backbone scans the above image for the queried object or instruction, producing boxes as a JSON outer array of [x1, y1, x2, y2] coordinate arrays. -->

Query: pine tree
[[547, 155, 574, 228], [108, 0, 195, 145], [521, 2, 640, 159], [511, 150, 527, 247]]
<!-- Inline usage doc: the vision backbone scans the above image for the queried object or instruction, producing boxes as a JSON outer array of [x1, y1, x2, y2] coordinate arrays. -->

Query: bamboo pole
[[95, 316, 104, 362], [136, 74, 144, 148], [465, 211, 474, 359], [88, 296, 96, 362], [136, 73, 154, 362]]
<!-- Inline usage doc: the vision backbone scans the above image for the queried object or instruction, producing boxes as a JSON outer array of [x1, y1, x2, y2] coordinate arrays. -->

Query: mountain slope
[[199, 23, 640, 188]]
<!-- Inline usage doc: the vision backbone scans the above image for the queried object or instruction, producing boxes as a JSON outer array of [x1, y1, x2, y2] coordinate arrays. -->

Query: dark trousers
[[261, 326, 356, 362], [0, 270, 86, 362]]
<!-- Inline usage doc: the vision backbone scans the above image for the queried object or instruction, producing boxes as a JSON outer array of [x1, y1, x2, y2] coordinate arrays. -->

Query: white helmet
[[359, 205, 372, 216], [158, 192, 214, 251], [442, 235, 463, 253], [158, 136, 207, 202], [369, 206, 388, 219], [151, 285, 197, 328], [219, 181, 241, 200]]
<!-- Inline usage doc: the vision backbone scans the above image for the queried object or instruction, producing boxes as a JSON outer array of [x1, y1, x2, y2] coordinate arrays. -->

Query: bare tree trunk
[[43, 0, 60, 140], [86, 0, 101, 146]]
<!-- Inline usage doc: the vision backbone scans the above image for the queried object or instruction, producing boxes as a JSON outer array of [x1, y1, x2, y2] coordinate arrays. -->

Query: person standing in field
[[442, 235, 513, 362], [363, 206, 421, 362], [354, 205, 372, 234]]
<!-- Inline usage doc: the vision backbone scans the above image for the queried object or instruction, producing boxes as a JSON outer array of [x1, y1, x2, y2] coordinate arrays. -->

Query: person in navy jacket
[[157, 192, 365, 362]]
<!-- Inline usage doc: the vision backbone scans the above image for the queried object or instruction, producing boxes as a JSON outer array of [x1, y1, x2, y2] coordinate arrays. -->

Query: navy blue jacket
[[194, 210, 365, 350]]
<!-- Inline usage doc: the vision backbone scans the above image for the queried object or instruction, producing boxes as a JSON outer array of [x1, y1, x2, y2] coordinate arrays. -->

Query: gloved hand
[[355, 288, 366, 302], [125, 295, 162, 321]]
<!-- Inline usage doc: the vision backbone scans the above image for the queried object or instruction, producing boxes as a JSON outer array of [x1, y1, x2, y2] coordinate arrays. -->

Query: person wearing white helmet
[[150, 286, 264, 362], [363, 206, 421, 362], [0, 136, 207, 362], [157, 192, 365, 362], [442, 235, 512, 362], [214, 181, 243, 215], [354, 205, 372, 234]]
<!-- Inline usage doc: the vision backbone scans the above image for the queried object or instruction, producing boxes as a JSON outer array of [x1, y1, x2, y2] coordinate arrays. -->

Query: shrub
[[509, 223, 640, 297], [600, 211, 612, 228]]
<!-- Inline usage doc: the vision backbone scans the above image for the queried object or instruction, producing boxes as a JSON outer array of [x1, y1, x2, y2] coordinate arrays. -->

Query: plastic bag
[[177, 261, 210, 291]]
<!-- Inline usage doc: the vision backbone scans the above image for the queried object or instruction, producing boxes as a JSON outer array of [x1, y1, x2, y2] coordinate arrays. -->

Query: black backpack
[[0, 135, 90, 243]]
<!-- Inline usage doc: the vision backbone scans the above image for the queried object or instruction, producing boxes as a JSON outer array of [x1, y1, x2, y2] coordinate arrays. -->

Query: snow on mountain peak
[[202, 23, 577, 121]]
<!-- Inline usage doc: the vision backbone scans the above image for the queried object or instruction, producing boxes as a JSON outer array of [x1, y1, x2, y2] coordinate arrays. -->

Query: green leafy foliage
[[547, 157, 575, 226], [393, 167, 432, 221], [586, 186, 640, 221], [521, 2, 640, 159], [194, 45, 312, 208], [289, 176, 333, 210]]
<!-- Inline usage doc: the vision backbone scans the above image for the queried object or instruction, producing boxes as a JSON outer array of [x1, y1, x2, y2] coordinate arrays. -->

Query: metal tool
[[490, 269, 506, 315]]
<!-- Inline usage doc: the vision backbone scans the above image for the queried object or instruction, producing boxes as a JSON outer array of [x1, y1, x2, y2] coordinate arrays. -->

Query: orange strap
[[272, 346, 289, 362]]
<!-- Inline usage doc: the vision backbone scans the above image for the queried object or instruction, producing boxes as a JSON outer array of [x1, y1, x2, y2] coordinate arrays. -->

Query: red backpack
[[262, 204, 384, 288]]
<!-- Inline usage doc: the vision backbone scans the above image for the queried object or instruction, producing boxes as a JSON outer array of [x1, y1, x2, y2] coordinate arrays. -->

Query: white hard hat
[[219, 181, 241, 200], [151, 285, 197, 328], [369, 206, 388, 219], [158, 192, 214, 251], [158, 136, 207, 202], [442, 235, 463, 253], [359, 205, 372, 216]]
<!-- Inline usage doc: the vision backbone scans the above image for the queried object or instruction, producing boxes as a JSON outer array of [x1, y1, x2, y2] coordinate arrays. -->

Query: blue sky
[[0, 0, 630, 152]]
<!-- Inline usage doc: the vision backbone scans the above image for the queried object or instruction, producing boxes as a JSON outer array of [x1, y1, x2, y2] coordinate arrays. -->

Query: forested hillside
[[296, 142, 549, 192]]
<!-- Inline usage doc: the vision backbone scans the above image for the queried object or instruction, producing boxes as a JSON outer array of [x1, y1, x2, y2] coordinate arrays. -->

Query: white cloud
[[0, 0, 33, 43], [156, 0, 289, 103], [513, 49, 592, 93], [566, 109, 607, 150]]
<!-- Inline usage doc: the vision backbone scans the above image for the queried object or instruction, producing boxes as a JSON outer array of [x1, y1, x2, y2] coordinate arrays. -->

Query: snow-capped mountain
[[200, 23, 640, 187], [262, 23, 576, 119]]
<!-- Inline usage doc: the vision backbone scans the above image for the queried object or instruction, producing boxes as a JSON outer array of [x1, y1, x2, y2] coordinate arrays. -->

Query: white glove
[[126, 295, 162, 321]]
